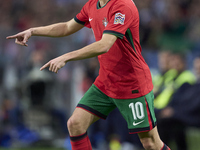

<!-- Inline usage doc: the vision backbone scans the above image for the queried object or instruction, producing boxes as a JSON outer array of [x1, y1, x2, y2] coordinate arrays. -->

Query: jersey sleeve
[[74, 1, 91, 28], [103, 3, 134, 39]]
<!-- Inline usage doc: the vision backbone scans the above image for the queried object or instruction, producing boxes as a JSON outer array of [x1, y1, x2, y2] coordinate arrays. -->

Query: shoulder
[[181, 70, 195, 79], [177, 70, 196, 84], [88, 0, 97, 5], [112, 0, 137, 10], [111, 0, 138, 15]]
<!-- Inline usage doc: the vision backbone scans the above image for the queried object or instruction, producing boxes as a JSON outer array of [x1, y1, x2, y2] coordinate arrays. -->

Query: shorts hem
[[77, 104, 107, 120], [128, 123, 157, 134]]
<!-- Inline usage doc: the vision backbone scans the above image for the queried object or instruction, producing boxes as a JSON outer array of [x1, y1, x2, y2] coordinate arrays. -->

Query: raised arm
[[31, 19, 84, 37], [6, 19, 84, 46]]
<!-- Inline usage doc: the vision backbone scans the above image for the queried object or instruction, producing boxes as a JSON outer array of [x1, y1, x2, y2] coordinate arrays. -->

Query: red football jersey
[[75, 0, 153, 99]]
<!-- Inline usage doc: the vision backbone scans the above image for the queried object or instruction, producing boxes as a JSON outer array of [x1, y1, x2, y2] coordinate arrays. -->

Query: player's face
[[169, 54, 185, 72], [158, 51, 171, 72]]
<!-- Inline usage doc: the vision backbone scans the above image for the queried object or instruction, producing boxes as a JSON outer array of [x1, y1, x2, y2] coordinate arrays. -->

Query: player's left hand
[[40, 55, 66, 73]]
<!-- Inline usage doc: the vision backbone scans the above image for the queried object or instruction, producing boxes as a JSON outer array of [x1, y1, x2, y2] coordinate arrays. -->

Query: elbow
[[98, 34, 116, 54], [99, 45, 110, 54], [102, 46, 110, 53], [98, 41, 112, 54]]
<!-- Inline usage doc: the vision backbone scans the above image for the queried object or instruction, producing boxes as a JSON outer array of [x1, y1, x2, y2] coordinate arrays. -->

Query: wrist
[[29, 28, 34, 36], [63, 53, 70, 63]]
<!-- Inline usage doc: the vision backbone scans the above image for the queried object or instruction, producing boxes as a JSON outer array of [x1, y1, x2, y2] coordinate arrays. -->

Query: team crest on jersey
[[114, 13, 125, 25], [102, 17, 108, 27]]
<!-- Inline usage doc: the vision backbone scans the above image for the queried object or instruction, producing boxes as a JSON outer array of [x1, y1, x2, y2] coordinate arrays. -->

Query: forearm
[[40, 40, 109, 72], [30, 22, 68, 37], [39, 34, 117, 73], [64, 40, 109, 62], [63, 34, 117, 62]]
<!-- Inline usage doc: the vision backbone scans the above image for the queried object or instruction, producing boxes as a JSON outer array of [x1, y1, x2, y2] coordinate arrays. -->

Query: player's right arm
[[6, 19, 84, 46]]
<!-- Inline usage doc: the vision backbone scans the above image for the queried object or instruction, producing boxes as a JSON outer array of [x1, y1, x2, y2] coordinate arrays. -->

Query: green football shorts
[[77, 84, 157, 134]]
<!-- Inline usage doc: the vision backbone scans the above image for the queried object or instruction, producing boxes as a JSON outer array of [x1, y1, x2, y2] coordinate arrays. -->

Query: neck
[[99, 0, 109, 7]]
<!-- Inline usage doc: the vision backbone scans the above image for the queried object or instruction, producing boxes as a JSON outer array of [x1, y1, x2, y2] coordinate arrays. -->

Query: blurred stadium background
[[0, 0, 200, 150]]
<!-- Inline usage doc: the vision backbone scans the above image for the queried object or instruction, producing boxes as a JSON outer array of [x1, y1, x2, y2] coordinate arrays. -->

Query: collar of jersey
[[97, 0, 110, 9]]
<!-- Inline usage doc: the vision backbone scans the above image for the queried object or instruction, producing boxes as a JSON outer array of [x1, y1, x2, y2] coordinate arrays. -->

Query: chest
[[88, 6, 111, 39]]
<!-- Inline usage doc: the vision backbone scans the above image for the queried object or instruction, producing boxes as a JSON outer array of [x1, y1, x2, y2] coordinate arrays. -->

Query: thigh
[[112, 91, 157, 134], [77, 84, 116, 120], [71, 107, 100, 129], [68, 107, 100, 136]]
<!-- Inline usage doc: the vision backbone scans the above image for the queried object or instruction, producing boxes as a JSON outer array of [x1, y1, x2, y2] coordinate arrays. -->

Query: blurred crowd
[[137, 0, 200, 52], [0, 0, 200, 150]]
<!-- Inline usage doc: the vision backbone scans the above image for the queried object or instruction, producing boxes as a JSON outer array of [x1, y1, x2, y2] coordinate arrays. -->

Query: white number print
[[129, 102, 145, 120]]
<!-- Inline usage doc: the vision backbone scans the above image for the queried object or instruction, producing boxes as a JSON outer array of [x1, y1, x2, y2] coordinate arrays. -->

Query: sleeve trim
[[103, 30, 124, 39], [74, 16, 86, 25]]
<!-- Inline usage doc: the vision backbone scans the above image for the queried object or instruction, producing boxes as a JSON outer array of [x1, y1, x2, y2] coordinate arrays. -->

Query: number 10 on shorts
[[129, 102, 145, 120]]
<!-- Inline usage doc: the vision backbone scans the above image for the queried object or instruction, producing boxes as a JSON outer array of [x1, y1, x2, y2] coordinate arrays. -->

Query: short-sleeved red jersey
[[75, 0, 153, 99]]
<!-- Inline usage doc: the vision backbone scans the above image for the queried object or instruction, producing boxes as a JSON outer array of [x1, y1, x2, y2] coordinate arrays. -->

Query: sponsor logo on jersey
[[133, 120, 144, 126], [102, 17, 108, 27], [114, 13, 125, 25], [89, 18, 93, 22]]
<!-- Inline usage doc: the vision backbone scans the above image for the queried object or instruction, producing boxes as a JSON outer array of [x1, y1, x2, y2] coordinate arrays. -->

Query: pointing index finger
[[40, 62, 50, 71], [6, 35, 18, 39]]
